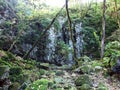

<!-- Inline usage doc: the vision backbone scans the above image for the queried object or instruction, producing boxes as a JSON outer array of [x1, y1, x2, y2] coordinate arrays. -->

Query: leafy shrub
[[78, 55, 91, 63], [56, 41, 70, 56], [105, 41, 120, 58], [104, 41, 120, 67]]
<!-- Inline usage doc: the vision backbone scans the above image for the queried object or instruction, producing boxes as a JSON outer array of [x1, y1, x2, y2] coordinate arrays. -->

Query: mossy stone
[[0, 58, 11, 66], [75, 75, 92, 86], [10, 67, 22, 75], [96, 87, 108, 90], [24, 64, 34, 69], [9, 82, 20, 90], [80, 65, 93, 74], [39, 69, 45, 75], [25, 79, 49, 90], [55, 70, 64, 76], [79, 84, 92, 90], [0, 66, 9, 79], [97, 83, 108, 90]]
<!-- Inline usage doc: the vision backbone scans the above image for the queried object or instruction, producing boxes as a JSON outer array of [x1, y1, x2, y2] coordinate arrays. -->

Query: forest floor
[[0, 50, 120, 90], [38, 64, 120, 90]]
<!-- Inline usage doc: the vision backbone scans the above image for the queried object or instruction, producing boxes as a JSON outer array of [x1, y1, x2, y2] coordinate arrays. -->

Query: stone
[[54, 77, 65, 84], [9, 82, 20, 90], [39, 69, 45, 75], [75, 75, 92, 86], [55, 70, 64, 76], [0, 66, 9, 79], [69, 87, 77, 90], [25, 79, 49, 90], [64, 84, 71, 89], [79, 84, 92, 90], [18, 81, 31, 90], [80, 65, 94, 74], [38, 63, 49, 70], [9, 67, 22, 75], [95, 66, 102, 72], [97, 83, 108, 90], [96, 87, 108, 90]]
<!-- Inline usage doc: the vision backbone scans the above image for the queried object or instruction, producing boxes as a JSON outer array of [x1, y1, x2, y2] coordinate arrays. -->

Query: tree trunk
[[114, 0, 120, 28], [66, 0, 77, 64], [101, 0, 106, 59]]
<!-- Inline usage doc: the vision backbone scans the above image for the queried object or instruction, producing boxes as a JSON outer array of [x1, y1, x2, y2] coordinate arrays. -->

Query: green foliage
[[0, 58, 11, 67], [105, 41, 120, 58], [81, 2, 118, 56], [78, 55, 91, 62], [24, 63, 34, 69], [82, 26, 99, 55], [91, 60, 102, 68], [79, 84, 92, 90], [103, 41, 120, 67], [9, 82, 20, 90], [39, 69, 45, 75], [0, 65, 9, 77], [10, 67, 23, 75], [75, 75, 92, 86], [25, 79, 49, 90], [57, 41, 70, 57], [97, 82, 108, 90]]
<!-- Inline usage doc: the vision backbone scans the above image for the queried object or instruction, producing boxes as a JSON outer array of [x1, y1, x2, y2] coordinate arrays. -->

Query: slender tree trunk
[[66, 0, 77, 64], [101, 0, 106, 59], [23, 5, 65, 59], [114, 0, 120, 28]]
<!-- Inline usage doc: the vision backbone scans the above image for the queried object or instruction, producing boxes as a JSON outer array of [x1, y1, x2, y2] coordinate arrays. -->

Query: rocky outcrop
[[0, 0, 84, 65]]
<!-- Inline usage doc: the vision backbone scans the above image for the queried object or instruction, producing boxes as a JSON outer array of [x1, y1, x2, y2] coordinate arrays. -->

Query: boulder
[[79, 84, 93, 90], [75, 74, 92, 86]]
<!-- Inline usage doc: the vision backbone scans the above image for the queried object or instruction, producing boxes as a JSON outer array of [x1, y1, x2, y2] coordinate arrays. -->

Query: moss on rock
[[75, 75, 92, 86], [79, 84, 92, 90], [0, 66, 9, 79], [10, 67, 22, 75], [25, 78, 49, 90], [9, 82, 20, 90]]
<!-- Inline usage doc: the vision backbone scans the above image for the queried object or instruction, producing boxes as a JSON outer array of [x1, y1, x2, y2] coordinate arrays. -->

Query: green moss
[[80, 65, 94, 74], [79, 84, 92, 90], [0, 51, 16, 61], [10, 73, 28, 84], [0, 65, 9, 78], [105, 41, 120, 62], [96, 87, 108, 90], [10, 67, 22, 75], [0, 59, 11, 67], [39, 69, 45, 75], [97, 83, 108, 90], [55, 70, 64, 76], [75, 75, 92, 86], [25, 79, 49, 90], [9, 82, 20, 90], [24, 64, 34, 69]]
